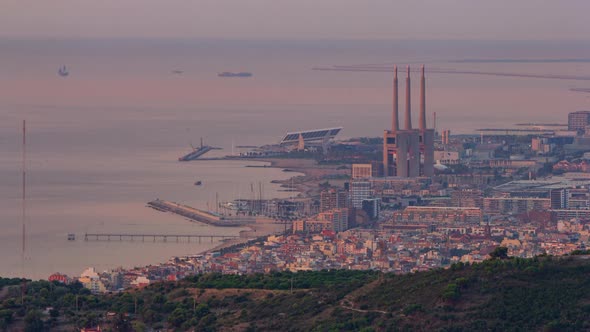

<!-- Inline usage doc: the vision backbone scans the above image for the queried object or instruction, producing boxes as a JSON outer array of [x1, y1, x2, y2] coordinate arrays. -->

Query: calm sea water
[[0, 39, 589, 279]]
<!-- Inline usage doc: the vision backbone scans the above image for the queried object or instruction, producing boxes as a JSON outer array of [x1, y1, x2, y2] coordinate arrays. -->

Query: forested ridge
[[1, 253, 590, 331]]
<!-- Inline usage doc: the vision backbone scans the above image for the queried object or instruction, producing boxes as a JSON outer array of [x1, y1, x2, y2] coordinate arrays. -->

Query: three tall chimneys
[[392, 65, 427, 132]]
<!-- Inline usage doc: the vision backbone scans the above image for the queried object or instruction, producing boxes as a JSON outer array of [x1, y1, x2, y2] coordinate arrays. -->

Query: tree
[[132, 320, 146, 332], [113, 313, 132, 332], [24, 310, 44, 332], [441, 283, 461, 301], [49, 308, 59, 318], [77, 312, 100, 330], [0, 309, 14, 330], [489, 246, 509, 260], [141, 308, 158, 324], [168, 308, 189, 328]]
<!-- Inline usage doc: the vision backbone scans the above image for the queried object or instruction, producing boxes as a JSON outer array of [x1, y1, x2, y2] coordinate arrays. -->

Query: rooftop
[[280, 127, 342, 145]]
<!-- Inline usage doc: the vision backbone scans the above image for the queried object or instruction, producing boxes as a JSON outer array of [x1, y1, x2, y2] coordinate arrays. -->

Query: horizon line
[[1, 36, 590, 44]]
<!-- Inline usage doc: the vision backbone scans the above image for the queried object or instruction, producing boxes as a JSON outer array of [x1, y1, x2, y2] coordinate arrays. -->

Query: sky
[[2, 0, 590, 40]]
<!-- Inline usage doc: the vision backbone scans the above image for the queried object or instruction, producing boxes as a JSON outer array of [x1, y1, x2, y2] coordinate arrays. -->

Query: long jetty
[[147, 199, 252, 227], [178, 145, 222, 161], [84, 233, 239, 243]]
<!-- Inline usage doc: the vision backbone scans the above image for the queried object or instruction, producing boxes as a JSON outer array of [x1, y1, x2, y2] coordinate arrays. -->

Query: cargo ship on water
[[217, 72, 253, 78]]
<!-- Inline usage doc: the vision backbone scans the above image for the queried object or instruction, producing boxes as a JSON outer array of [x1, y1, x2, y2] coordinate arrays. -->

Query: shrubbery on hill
[[1, 255, 589, 331]]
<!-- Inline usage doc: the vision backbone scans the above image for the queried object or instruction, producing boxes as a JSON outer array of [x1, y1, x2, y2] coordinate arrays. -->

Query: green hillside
[[2, 255, 590, 331]]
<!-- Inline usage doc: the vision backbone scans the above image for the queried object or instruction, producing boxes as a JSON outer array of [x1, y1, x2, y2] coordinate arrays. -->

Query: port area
[[146, 157, 348, 251], [178, 145, 221, 161], [244, 157, 350, 197], [148, 199, 253, 227], [175, 156, 349, 197]]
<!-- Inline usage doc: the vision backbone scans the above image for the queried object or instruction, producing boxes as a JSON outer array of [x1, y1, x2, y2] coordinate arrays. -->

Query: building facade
[[392, 206, 483, 224], [350, 181, 372, 209], [451, 189, 484, 208], [320, 189, 348, 212], [550, 189, 570, 209], [362, 198, 381, 220], [318, 208, 349, 232], [568, 111, 590, 133], [483, 197, 550, 215], [352, 164, 373, 179]]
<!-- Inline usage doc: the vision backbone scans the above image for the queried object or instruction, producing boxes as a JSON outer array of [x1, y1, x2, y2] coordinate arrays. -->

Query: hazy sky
[[2, 0, 589, 40]]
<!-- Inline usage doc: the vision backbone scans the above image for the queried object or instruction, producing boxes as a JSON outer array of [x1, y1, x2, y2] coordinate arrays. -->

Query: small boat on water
[[58, 65, 69, 77], [67, 233, 75, 241], [194, 181, 203, 186], [217, 72, 253, 78]]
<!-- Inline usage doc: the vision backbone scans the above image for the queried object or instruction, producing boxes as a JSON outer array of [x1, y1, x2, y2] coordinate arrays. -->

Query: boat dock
[[147, 199, 252, 227], [179, 145, 216, 161], [84, 233, 239, 243], [178, 138, 221, 161]]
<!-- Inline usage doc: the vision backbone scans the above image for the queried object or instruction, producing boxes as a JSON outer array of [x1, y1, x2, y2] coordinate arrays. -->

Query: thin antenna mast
[[216, 192, 219, 214], [21, 120, 26, 303]]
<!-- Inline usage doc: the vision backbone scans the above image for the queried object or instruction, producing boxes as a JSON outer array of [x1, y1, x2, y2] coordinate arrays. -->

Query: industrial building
[[568, 111, 590, 133], [383, 65, 434, 178], [492, 178, 588, 197]]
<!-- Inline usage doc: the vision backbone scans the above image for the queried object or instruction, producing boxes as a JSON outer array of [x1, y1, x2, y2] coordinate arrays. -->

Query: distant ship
[[217, 72, 253, 78], [194, 180, 203, 186], [58, 65, 69, 77]]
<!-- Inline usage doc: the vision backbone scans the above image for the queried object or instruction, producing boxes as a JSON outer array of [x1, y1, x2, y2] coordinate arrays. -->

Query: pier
[[84, 233, 239, 243], [178, 138, 222, 161], [178, 146, 215, 161]]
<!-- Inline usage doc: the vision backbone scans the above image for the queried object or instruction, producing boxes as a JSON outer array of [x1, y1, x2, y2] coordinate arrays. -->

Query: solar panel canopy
[[280, 127, 342, 144]]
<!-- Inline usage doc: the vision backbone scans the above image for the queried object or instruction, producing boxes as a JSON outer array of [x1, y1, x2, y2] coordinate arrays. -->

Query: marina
[[147, 199, 253, 227]]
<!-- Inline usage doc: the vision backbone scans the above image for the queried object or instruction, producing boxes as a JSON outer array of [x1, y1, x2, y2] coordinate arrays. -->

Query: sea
[[0, 38, 589, 279]]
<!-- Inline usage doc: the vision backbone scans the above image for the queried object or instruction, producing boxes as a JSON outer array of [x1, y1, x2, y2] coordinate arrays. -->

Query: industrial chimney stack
[[392, 65, 399, 132], [419, 65, 426, 132], [383, 64, 433, 178], [405, 66, 412, 130]]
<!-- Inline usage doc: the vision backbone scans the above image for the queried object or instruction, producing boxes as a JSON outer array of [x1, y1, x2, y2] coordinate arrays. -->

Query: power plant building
[[383, 65, 434, 178]]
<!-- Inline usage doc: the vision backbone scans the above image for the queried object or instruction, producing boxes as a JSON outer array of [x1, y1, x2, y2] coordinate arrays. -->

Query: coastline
[[207, 221, 287, 253], [247, 157, 350, 198]]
